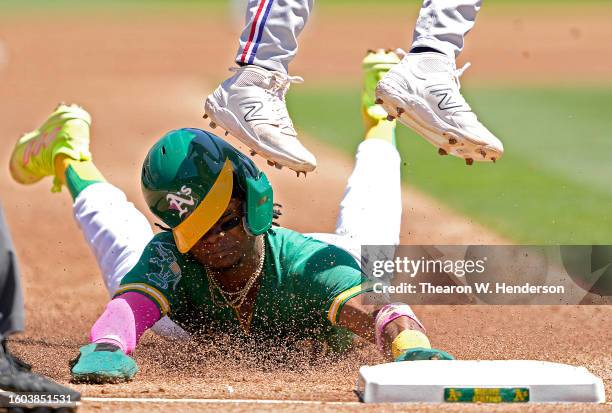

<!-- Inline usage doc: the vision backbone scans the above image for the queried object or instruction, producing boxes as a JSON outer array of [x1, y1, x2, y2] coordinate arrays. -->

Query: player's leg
[[376, 0, 503, 164], [236, 0, 312, 73], [204, 0, 317, 174], [321, 136, 401, 262], [71, 180, 153, 295], [0, 203, 25, 342], [307, 51, 403, 264], [9, 104, 188, 339], [0, 201, 82, 407], [412, 0, 481, 60], [9, 104, 144, 294]]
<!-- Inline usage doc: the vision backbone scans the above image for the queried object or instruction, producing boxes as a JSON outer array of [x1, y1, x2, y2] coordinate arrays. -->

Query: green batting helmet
[[141, 128, 273, 253]]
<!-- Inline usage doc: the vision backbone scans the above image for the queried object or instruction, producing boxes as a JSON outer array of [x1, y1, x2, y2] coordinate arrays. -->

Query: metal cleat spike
[[209, 121, 216, 129], [274, 163, 283, 170], [250, 150, 257, 156], [224, 131, 230, 136], [203, 114, 208, 119], [448, 137, 457, 145], [267, 160, 275, 166], [397, 107, 405, 115], [386, 115, 395, 121], [491, 157, 496, 163], [465, 158, 474, 166], [438, 148, 448, 156], [375, 98, 383, 105]]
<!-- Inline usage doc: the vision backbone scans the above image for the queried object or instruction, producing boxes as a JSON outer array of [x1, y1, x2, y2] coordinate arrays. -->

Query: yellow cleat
[[361, 49, 402, 131], [10, 104, 91, 192]]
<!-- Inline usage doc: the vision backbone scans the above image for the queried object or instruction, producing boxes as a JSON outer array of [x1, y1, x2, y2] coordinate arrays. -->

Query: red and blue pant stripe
[[240, 0, 275, 65]]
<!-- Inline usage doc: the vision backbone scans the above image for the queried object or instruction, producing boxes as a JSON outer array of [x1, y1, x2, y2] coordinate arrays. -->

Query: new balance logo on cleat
[[241, 101, 266, 122], [430, 88, 463, 111]]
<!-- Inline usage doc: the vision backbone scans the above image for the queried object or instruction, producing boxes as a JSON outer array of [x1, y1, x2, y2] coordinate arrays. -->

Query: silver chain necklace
[[204, 238, 266, 310]]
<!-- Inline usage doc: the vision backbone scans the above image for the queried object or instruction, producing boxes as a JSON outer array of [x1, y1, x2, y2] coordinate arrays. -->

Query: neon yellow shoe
[[361, 49, 402, 131], [10, 103, 91, 192]]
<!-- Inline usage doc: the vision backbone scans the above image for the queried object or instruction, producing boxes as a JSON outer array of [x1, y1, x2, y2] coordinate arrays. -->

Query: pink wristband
[[90, 292, 161, 354], [374, 303, 425, 352]]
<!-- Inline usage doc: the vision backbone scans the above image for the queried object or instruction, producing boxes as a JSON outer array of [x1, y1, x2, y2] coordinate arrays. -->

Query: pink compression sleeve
[[89, 292, 161, 354]]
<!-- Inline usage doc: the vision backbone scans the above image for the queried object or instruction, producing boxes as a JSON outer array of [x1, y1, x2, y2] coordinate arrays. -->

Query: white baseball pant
[[235, 0, 482, 73]]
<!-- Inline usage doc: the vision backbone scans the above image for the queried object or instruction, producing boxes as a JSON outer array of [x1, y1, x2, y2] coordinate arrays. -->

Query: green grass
[[287, 86, 612, 244]]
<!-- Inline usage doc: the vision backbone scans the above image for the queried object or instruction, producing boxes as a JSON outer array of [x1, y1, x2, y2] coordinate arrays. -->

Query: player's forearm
[[374, 303, 431, 360], [90, 292, 161, 354], [338, 297, 429, 360], [382, 317, 424, 346]]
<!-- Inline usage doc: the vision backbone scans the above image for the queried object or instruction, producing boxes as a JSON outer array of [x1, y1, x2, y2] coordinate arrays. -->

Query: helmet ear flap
[[243, 173, 273, 235], [242, 215, 256, 237]]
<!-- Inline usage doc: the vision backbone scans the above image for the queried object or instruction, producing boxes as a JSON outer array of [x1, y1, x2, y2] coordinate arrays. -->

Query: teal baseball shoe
[[70, 343, 139, 384], [395, 347, 455, 362]]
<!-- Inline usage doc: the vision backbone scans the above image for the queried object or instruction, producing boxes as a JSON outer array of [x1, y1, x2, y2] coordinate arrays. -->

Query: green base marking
[[444, 387, 530, 403]]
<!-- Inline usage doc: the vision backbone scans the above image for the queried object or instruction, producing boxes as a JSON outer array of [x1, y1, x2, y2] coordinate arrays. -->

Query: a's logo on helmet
[[166, 185, 195, 218]]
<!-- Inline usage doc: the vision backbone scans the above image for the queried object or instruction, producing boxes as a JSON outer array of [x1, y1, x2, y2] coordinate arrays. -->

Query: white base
[[357, 360, 605, 403]]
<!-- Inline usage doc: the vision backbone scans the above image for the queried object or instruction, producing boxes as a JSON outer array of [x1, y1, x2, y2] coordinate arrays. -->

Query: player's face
[[189, 198, 256, 269]]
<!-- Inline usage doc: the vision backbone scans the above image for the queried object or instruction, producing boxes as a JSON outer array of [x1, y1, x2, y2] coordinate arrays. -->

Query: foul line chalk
[[84, 398, 612, 405], [83, 397, 360, 405]]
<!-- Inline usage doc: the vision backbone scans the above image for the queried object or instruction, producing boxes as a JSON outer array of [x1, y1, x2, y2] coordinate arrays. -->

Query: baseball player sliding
[[205, 0, 504, 173], [10, 50, 452, 384]]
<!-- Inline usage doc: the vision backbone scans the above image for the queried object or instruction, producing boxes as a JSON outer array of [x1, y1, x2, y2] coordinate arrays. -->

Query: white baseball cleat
[[375, 52, 503, 164], [204, 65, 317, 174]]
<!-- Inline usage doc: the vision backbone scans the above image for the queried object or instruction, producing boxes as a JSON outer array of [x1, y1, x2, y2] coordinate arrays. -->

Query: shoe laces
[[230, 67, 303, 134], [394, 48, 408, 59], [453, 62, 471, 89], [270, 72, 303, 134], [448, 61, 474, 114], [271, 72, 304, 95], [228, 66, 304, 94]]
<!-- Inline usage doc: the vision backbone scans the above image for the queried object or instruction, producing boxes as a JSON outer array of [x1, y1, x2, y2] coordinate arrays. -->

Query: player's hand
[[70, 343, 139, 383], [394, 347, 454, 362]]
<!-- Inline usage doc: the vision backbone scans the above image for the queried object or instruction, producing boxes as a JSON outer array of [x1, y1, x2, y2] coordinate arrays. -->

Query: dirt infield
[[0, 6, 610, 412]]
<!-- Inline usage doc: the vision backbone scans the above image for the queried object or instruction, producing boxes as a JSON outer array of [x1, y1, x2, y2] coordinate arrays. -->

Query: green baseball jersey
[[115, 228, 368, 346]]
